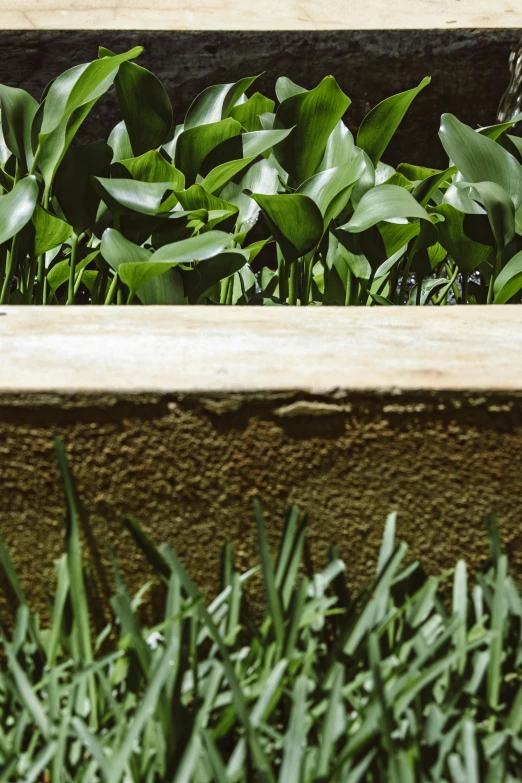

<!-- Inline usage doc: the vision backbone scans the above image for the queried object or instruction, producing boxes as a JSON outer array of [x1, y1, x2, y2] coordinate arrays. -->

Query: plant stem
[[66, 232, 79, 305], [126, 290, 135, 305], [104, 274, 118, 305], [461, 273, 469, 304], [487, 249, 503, 305], [288, 259, 298, 305], [0, 228, 22, 304]]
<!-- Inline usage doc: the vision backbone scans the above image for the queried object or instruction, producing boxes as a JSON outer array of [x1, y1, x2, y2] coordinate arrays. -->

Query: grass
[[0, 438, 522, 781]]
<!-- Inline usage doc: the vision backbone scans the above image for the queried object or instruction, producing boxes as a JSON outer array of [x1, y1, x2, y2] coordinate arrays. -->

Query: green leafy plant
[[0, 46, 522, 305], [1, 438, 522, 781]]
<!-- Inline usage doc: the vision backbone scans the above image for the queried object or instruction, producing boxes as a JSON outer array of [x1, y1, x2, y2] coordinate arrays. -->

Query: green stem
[[35, 187, 51, 304], [0, 233, 20, 304], [461, 273, 469, 304], [344, 268, 353, 307], [104, 274, 118, 305], [487, 249, 503, 304], [66, 232, 79, 305], [126, 290, 135, 305], [288, 259, 298, 306]]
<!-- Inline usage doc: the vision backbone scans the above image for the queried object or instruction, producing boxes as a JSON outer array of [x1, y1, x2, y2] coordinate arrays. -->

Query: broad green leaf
[[202, 127, 294, 172], [101, 227, 152, 270], [439, 113, 522, 209], [296, 154, 365, 226], [94, 176, 174, 216], [275, 76, 307, 103], [113, 60, 173, 155], [459, 180, 515, 250], [54, 140, 112, 233], [433, 203, 494, 275], [251, 192, 324, 261], [221, 158, 279, 232], [357, 77, 430, 166], [494, 249, 522, 303], [343, 184, 430, 233], [183, 250, 249, 302], [273, 76, 351, 184], [184, 76, 258, 129], [0, 84, 38, 170], [317, 120, 355, 172], [119, 261, 176, 295], [200, 156, 257, 194], [412, 166, 457, 207], [36, 99, 98, 190], [0, 175, 38, 244], [151, 230, 232, 264], [175, 118, 241, 184], [39, 47, 143, 139], [229, 92, 275, 131], [172, 184, 238, 220], [32, 203, 72, 256], [108, 120, 133, 162], [478, 111, 522, 140], [118, 149, 185, 188]]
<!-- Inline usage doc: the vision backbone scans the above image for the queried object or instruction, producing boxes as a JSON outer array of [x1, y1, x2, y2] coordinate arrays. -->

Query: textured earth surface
[[1, 390, 521, 628], [0, 29, 518, 167]]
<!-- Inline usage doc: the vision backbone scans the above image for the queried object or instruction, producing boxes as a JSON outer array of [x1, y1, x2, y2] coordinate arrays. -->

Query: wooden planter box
[[1, 306, 522, 623]]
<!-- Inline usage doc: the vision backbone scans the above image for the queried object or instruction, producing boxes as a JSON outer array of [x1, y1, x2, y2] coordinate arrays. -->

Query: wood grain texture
[[1, 306, 521, 394], [0, 0, 520, 30]]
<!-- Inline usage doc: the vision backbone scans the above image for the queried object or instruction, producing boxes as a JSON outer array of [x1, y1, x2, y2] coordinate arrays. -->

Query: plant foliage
[[0, 47, 522, 305], [1, 439, 522, 780]]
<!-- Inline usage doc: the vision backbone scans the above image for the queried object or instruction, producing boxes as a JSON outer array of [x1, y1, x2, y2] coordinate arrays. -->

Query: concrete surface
[[0, 306, 522, 626]]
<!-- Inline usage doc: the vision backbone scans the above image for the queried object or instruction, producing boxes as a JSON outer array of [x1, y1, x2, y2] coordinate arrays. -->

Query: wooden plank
[[0, 0, 520, 30], [0, 306, 521, 394]]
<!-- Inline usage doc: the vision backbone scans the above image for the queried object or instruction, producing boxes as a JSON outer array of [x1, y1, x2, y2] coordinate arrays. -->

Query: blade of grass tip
[[487, 554, 507, 714], [54, 437, 97, 729], [377, 512, 397, 575], [223, 539, 233, 588], [160, 543, 275, 782], [254, 498, 285, 650], [46, 555, 70, 667], [281, 519, 307, 613], [486, 514, 502, 565], [275, 506, 300, 590], [317, 662, 344, 779], [462, 719, 479, 783], [452, 560, 468, 676], [0, 535, 43, 652], [278, 675, 308, 783], [284, 577, 308, 659], [124, 515, 170, 579]]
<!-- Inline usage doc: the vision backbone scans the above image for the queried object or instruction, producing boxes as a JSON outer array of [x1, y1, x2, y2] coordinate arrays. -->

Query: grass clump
[[1, 439, 522, 781]]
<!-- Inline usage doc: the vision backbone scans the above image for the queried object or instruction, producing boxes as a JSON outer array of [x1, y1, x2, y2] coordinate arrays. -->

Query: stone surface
[[1, 306, 522, 627], [0, 29, 518, 167]]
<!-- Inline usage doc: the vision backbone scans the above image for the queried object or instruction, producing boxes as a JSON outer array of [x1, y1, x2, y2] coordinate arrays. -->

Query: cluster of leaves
[[1, 440, 522, 781], [1, 46, 522, 306]]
